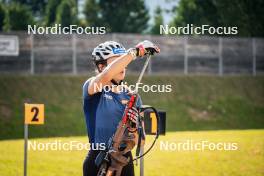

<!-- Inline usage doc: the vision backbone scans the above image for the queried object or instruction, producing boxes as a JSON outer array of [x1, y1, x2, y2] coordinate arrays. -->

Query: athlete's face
[[107, 56, 126, 81]]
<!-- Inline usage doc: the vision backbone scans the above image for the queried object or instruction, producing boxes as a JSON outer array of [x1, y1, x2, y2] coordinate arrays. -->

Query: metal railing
[[0, 32, 263, 75]]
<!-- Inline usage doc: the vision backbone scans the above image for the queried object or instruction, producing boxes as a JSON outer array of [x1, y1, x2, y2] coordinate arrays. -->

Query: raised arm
[[88, 53, 134, 95], [88, 40, 160, 95]]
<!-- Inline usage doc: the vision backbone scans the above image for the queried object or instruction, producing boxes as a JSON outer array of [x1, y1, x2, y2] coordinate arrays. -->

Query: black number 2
[[31, 107, 39, 122]]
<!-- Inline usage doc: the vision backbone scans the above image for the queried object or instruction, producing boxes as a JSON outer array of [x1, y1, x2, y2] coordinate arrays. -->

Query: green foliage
[[84, 0, 149, 33], [45, 0, 62, 26], [55, 0, 77, 27], [172, 0, 264, 37], [12, 0, 47, 17], [0, 3, 6, 31], [4, 2, 34, 31], [83, 0, 103, 27], [0, 75, 263, 139], [151, 6, 164, 35], [215, 0, 264, 37], [173, 0, 219, 26]]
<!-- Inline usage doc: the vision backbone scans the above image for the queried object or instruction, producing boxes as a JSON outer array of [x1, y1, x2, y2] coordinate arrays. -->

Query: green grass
[[0, 75, 264, 139], [0, 130, 263, 176]]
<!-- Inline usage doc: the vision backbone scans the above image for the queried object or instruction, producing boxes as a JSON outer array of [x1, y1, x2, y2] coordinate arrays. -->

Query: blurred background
[[0, 0, 263, 74], [0, 0, 263, 176]]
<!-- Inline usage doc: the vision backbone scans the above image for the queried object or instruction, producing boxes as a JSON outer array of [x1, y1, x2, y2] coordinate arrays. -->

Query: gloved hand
[[135, 40, 160, 57], [127, 106, 139, 124]]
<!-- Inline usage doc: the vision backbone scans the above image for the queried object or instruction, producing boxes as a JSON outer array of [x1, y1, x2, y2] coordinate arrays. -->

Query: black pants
[[83, 150, 135, 176]]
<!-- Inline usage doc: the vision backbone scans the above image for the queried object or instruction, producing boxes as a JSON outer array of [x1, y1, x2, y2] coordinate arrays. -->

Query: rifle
[[96, 54, 159, 176]]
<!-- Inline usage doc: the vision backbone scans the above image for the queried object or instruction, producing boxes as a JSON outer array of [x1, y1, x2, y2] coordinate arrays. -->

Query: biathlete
[[82, 40, 160, 176]]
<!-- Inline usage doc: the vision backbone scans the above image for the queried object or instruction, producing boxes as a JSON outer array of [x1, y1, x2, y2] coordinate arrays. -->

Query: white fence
[[0, 32, 264, 75]]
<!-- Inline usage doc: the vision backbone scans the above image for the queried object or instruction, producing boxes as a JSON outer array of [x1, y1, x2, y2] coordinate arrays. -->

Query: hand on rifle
[[127, 106, 139, 124], [135, 40, 160, 57]]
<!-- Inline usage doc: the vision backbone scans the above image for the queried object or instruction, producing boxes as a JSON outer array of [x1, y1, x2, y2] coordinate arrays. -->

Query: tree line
[[0, 0, 263, 36]]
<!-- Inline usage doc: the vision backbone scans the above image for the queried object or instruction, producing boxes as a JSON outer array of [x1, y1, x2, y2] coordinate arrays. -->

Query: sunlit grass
[[0, 130, 263, 176]]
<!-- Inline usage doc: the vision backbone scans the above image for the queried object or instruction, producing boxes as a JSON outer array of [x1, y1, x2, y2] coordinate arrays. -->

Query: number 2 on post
[[25, 104, 44, 125], [31, 107, 39, 122]]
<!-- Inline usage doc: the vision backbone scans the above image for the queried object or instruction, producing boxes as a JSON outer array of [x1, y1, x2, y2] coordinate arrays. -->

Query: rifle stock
[[98, 94, 138, 176]]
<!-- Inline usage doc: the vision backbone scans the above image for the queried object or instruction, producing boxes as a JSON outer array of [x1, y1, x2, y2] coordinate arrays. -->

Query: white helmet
[[92, 41, 126, 64]]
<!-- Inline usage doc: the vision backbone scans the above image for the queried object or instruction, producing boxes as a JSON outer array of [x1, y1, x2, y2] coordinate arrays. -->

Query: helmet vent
[[109, 44, 115, 49]]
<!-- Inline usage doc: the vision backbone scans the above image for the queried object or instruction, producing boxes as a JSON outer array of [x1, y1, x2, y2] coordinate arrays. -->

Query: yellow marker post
[[24, 103, 45, 176]]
